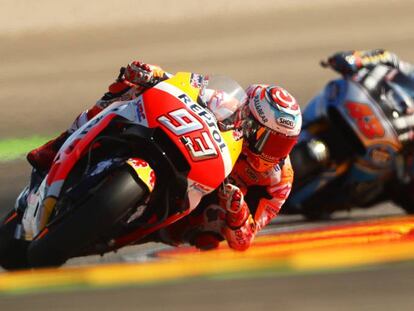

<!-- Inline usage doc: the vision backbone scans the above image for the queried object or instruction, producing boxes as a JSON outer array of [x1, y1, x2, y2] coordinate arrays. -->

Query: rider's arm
[[253, 157, 294, 230], [221, 157, 294, 251], [218, 183, 255, 251], [325, 49, 400, 76], [70, 61, 171, 132]]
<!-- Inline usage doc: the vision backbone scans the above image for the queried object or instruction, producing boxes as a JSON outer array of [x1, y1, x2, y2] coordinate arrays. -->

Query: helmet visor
[[251, 127, 298, 162]]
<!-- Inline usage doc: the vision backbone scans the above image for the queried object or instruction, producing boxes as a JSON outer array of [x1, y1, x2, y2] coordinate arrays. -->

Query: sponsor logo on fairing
[[178, 94, 192, 104], [189, 181, 213, 195], [232, 128, 243, 141], [136, 99, 146, 122], [178, 94, 227, 154], [190, 73, 204, 89]]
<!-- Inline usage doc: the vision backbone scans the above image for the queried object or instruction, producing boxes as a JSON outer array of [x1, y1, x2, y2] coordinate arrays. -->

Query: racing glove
[[97, 61, 166, 109], [123, 61, 166, 88], [218, 184, 250, 229]]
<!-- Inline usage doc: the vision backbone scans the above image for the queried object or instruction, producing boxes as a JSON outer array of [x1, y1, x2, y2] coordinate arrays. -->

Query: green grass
[[0, 136, 53, 162]]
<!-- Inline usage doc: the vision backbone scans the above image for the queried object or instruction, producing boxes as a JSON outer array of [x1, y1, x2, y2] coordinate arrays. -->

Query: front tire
[[0, 211, 30, 270], [27, 167, 147, 268]]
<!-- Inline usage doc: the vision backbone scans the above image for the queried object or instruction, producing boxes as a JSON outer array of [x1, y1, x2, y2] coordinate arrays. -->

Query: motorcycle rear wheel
[[27, 166, 147, 268]]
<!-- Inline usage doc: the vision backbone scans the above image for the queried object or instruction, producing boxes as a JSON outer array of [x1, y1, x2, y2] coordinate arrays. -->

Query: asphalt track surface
[[1, 1, 414, 310]]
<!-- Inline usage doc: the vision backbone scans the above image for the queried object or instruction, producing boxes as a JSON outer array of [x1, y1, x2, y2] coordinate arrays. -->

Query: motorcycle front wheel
[[27, 166, 147, 268], [0, 210, 30, 270]]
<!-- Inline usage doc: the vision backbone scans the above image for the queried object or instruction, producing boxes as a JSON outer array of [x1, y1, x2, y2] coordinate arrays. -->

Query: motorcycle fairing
[[21, 177, 47, 239], [149, 73, 242, 184], [287, 162, 349, 208], [346, 161, 391, 206], [301, 80, 347, 128], [139, 72, 243, 210], [22, 72, 243, 241], [333, 80, 401, 152], [289, 77, 404, 211], [44, 72, 240, 200]]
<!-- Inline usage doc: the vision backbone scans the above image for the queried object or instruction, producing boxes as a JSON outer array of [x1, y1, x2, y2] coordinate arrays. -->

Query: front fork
[[19, 158, 155, 241]]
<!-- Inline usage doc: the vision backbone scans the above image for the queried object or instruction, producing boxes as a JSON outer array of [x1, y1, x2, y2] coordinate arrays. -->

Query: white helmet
[[244, 85, 302, 170]]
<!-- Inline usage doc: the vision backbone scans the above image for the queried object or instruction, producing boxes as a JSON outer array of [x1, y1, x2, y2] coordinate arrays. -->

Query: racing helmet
[[244, 85, 302, 171]]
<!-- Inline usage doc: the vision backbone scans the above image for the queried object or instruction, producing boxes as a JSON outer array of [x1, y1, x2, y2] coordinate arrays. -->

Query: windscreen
[[203, 74, 247, 107]]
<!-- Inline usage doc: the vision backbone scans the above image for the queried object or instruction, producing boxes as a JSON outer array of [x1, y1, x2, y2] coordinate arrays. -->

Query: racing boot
[[153, 203, 225, 250], [26, 131, 69, 173]]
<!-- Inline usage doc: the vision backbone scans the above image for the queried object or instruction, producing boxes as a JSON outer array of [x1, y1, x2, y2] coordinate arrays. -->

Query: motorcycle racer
[[323, 49, 414, 78], [27, 61, 302, 251], [298, 49, 414, 216]]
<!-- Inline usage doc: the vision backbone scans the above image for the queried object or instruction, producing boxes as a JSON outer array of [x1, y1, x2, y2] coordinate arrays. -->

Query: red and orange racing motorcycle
[[0, 72, 244, 269]]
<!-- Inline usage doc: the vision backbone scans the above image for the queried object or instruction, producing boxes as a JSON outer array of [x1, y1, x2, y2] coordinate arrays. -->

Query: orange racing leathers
[[158, 152, 294, 251]]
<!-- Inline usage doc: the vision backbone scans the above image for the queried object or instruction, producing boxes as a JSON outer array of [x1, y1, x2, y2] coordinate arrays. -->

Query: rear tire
[[27, 167, 146, 268], [302, 206, 333, 221], [391, 183, 414, 214]]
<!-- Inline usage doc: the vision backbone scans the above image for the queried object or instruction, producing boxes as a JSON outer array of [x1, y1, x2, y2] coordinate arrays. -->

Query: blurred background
[[1, 0, 414, 310], [2, 0, 413, 139]]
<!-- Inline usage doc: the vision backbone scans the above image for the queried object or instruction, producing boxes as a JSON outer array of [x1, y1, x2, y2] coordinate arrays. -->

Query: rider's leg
[[155, 204, 226, 250], [26, 80, 133, 172]]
